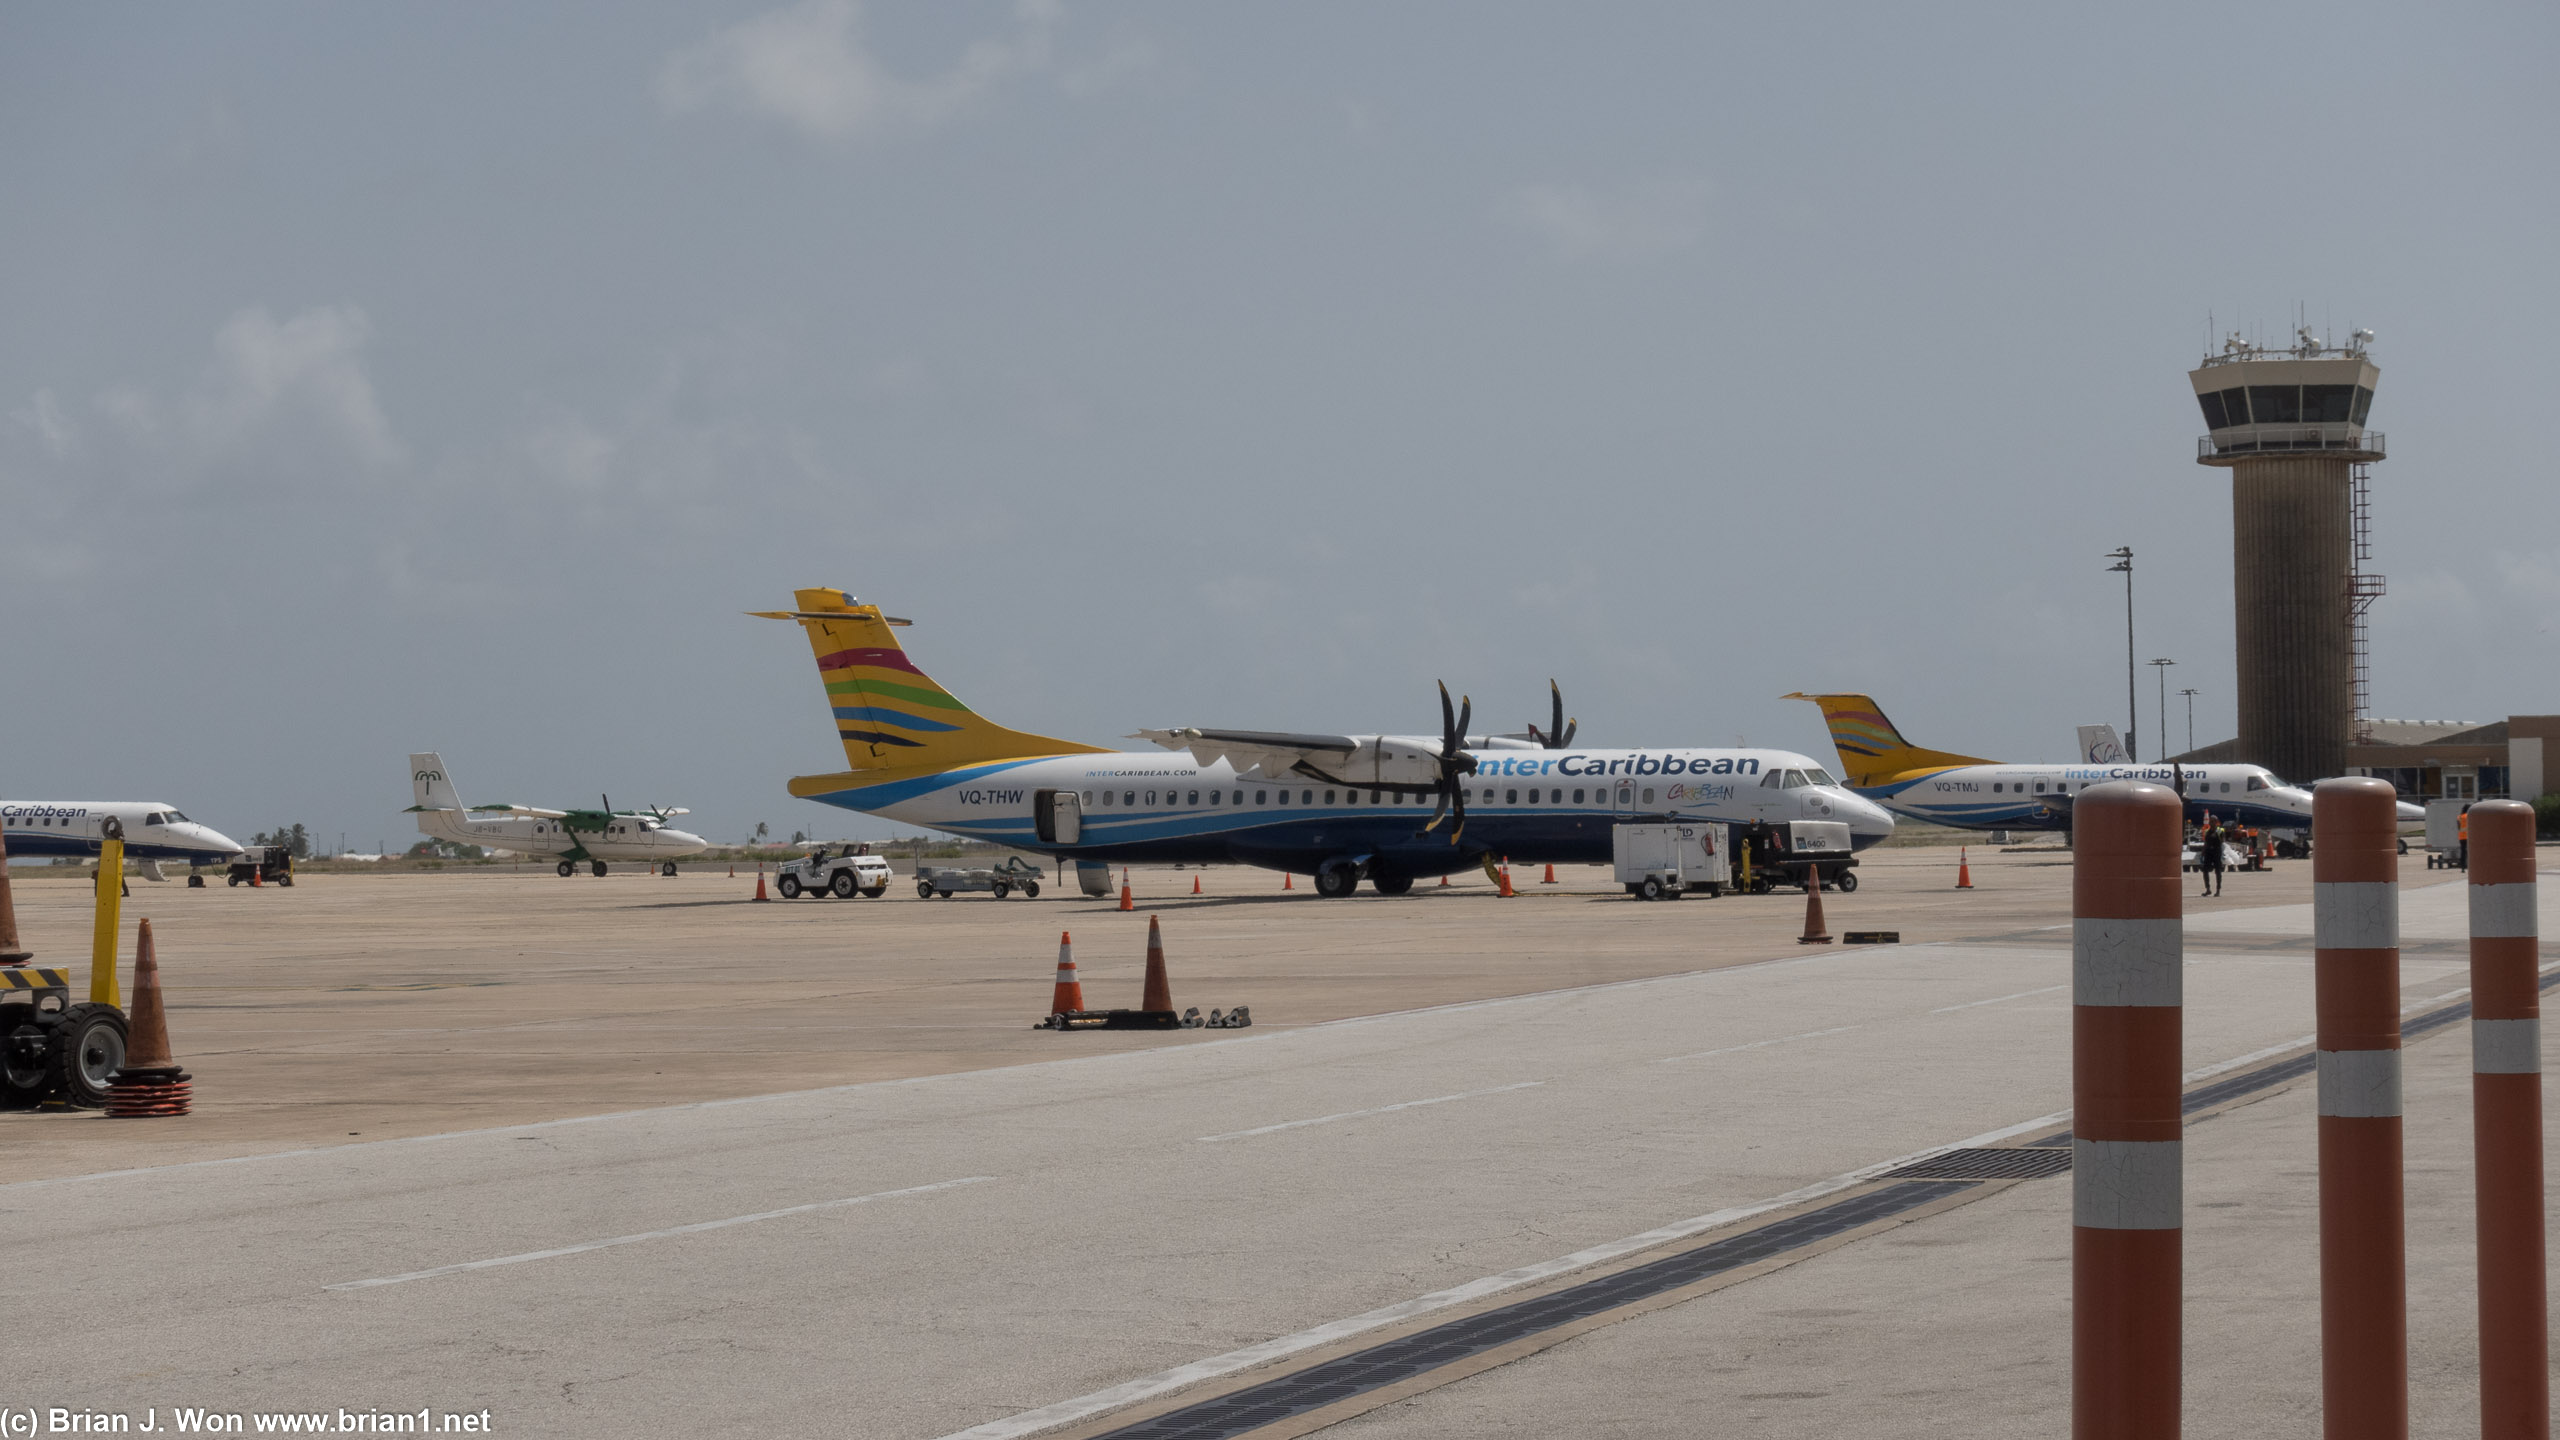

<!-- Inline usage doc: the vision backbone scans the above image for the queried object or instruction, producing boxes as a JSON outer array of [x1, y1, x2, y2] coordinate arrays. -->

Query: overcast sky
[[6, 2, 2556, 849]]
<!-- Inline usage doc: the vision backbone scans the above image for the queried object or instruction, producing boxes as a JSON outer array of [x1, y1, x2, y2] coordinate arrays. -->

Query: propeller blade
[[1424, 785, 1450, 832], [1439, 681, 1456, 748], [1455, 695, 1471, 745], [1548, 681, 1566, 750], [1560, 718, 1578, 747], [1447, 785, 1467, 843]]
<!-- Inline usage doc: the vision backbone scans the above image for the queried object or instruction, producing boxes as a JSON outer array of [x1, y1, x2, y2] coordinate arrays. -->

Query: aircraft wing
[[1130, 727, 1360, 780], [468, 802, 571, 818]]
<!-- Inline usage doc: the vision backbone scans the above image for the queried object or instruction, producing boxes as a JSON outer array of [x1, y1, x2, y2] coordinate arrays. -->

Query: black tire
[[591, 861, 608, 878], [557, 860, 575, 878], [1639, 876, 1665, 901], [1022, 881, 1040, 898], [831, 871, 859, 899], [1314, 865, 1356, 899], [1835, 870, 1858, 893], [991, 880, 1010, 899], [49, 1003, 128, 1110], [662, 862, 678, 877], [1, 1022, 53, 1108], [778, 875, 803, 899], [277, 874, 293, 887], [227, 875, 242, 887], [938, 889, 953, 899], [1370, 873, 1414, 896], [864, 886, 887, 898], [917, 881, 934, 898]]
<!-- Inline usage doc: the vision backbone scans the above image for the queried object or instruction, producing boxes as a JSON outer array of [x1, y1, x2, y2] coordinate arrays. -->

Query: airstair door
[[1611, 782, 1637, 817], [1035, 790, 1082, 845]]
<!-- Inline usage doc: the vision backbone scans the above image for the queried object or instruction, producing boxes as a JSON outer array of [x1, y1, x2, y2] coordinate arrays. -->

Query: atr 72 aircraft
[[1785, 692, 2360, 833], [0, 802, 244, 870], [405, 753, 708, 876], [753, 588, 1893, 897]]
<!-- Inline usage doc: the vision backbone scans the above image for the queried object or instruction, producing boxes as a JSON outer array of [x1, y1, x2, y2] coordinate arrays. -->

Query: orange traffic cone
[[1542, 863, 1557, 884], [1141, 915, 1173, 1013], [249, 868, 261, 888], [1439, 874, 1449, 887], [1498, 866, 1516, 898], [728, 864, 735, 878], [1955, 847, 1974, 890], [106, 919, 192, 1117], [1192, 874, 1202, 895], [1798, 868, 1833, 945], [1049, 931, 1086, 1015], [1119, 878, 1135, 911], [753, 868, 770, 901], [1283, 872, 1294, 891]]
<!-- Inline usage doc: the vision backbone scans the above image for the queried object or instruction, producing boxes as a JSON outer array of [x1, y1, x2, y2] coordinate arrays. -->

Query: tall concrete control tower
[[2190, 328, 2383, 785]]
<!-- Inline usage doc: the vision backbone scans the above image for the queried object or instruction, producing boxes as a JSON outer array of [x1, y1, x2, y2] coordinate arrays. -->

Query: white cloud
[[1499, 178, 1711, 262], [657, 0, 1057, 142], [186, 305, 402, 466]]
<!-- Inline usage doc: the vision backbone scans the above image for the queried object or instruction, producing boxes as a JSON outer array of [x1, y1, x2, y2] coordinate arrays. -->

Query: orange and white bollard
[[2313, 777, 2407, 1438], [2466, 798, 2545, 1439], [2071, 780, 2182, 1440], [1956, 846, 1974, 890]]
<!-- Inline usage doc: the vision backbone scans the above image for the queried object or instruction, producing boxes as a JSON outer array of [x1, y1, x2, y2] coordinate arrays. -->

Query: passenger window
[[1370, 790, 1382, 804], [1505, 789, 1518, 804], [1992, 782, 2003, 793], [1642, 788, 1655, 804], [1234, 790, 1244, 805], [2034, 781, 2046, 793], [1276, 790, 1288, 806], [1255, 790, 1267, 805], [1324, 790, 1335, 804], [2220, 783, 2230, 793], [1573, 788, 1586, 803], [1302, 790, 1314, 805], [1124, 791, 1136, 806], [1205, 790, 1217, 807], [1145, 790, 1157, 805], [1081, 792, 1092, 804]]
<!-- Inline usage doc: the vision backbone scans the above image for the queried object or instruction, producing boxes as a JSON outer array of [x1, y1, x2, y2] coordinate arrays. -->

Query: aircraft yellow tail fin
[[1782, 692, 1994, 787], [756, 588, 1107, 776]]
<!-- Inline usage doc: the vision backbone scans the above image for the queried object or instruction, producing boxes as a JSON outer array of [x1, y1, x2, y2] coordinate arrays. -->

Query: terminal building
[[2178, 329, 2554, 804]]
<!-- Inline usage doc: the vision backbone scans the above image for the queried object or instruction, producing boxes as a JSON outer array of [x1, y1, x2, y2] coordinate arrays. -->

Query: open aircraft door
[[1034, 789, 1081, 845]]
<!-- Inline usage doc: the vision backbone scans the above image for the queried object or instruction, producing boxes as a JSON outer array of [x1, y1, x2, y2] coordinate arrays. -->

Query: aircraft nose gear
[[1314, 861, 1362, 898]]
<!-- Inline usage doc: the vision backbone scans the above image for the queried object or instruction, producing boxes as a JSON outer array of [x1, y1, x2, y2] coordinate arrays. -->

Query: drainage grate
[[1880, 1146, 2071, 1181], [1091, 1179, 1974, 1439]]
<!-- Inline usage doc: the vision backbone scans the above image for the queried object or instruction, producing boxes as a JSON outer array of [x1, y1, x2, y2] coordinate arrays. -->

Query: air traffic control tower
[[2190, 328, 2384, 786]]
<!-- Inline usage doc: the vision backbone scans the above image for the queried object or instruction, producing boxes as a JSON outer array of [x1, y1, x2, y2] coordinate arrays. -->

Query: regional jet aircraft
[[1784, 692, 2419, 834], [0, 802, 244, 870], [753, 589, 1893, 897], [405, 754, 708, 876]]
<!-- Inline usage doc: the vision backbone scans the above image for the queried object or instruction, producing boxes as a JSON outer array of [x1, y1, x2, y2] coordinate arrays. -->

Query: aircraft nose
[[190, 825, 247, 856], [662, 829, 708, 854], [1837, 792, 1897, 849]]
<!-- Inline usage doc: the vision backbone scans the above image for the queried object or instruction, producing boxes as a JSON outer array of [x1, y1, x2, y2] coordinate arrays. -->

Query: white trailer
[[1612, 822, 1732, 901]]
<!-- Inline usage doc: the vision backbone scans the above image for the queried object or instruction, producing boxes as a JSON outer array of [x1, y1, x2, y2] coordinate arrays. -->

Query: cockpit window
[[2246, 775, 2267, 791], [166, 811, 188, 823], [1804, 768, 1836, 786], [143, 813, 165, 826], [1780, 770, 1809, 788], [1761, 772, 1782, 788]]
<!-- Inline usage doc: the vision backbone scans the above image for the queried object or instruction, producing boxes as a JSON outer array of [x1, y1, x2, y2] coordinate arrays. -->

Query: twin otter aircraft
[[755, 589, 1893, 897]]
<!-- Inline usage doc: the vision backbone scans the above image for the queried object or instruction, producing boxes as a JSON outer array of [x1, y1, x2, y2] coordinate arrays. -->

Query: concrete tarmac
[[1, 853, 2542, 1436]]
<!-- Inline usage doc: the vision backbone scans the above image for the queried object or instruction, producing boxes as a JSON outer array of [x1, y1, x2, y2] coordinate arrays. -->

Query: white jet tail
[[409, 753, 463, 813], [2076, 725, 2128, 764]]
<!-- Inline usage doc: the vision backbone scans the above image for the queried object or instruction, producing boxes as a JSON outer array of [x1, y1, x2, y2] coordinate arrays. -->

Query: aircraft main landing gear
[[591, 860, 608, 878], [661, 862, 678, 876], [557, 860, 575, 878], [1314, 862, 1360, 899]]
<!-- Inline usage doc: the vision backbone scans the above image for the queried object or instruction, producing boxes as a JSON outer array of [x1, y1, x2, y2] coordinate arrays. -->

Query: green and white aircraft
[[405, 751, 707, 876]]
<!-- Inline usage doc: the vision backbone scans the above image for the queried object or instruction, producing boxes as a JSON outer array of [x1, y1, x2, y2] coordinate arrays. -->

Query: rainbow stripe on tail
[[1782, 692, 1992, 788], [756, 589, 1105, 790]]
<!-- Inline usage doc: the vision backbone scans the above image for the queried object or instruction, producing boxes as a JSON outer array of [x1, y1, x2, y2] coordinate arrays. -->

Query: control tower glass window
[[2247, 386, 2300, 424], [2217, 388, 2249, 424], [2304, 385, 2354, 423], [2197, 391, 2230, 429], [2351, 386, 2374, 425]]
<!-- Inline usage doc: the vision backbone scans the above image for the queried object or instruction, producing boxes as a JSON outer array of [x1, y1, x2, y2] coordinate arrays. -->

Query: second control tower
[[2190, 328, 2384, 785]]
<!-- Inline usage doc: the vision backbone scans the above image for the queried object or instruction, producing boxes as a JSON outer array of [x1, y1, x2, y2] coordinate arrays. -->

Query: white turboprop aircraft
[[1, 801, 244, 877], [405, 753, 708, 877], [751, 588, 1895, 898]]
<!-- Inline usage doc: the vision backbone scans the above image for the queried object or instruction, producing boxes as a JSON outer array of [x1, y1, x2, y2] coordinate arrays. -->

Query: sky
[[5, 1, 2556, 850]]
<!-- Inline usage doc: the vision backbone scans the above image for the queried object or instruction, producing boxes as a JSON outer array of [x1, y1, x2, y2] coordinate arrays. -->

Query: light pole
[[2179, 687, 2199, 755], [2150, 658, 2175, 761], [2106, 547, 2135, 760]]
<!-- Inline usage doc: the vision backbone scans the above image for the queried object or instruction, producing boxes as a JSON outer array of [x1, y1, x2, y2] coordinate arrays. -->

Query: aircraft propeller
[[1423, 681, 1480, 843], [1525, 679, 1578, 750]]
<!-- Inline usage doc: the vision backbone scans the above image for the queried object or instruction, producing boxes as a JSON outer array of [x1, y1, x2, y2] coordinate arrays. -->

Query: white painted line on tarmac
[[1930, 984, 2067, 1014], [324, 1176, 994, 1291], [1653, 1025, 1858, 1064], [1196, 1083, 1545, 1142], [933, 1108, 2071, 1440]]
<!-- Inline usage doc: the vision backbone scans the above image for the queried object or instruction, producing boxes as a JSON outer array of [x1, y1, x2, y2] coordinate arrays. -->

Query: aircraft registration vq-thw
[[754, 588, 1893, 897]]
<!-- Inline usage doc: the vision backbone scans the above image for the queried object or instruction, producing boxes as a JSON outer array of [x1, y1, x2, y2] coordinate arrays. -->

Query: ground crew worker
[[2197, 814, 2226, 897], [2458, 803, 2470, 871]]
